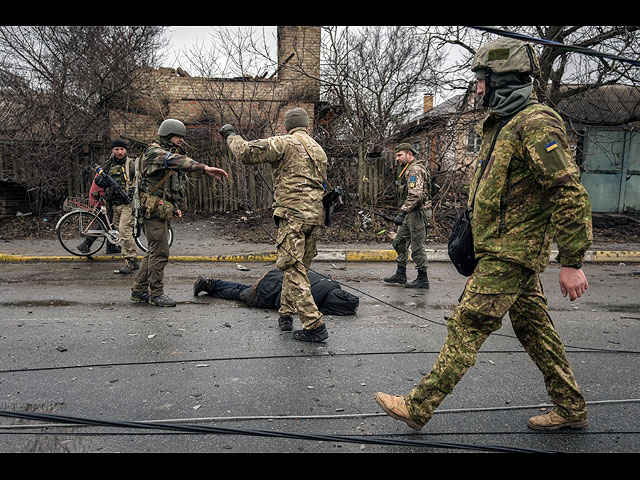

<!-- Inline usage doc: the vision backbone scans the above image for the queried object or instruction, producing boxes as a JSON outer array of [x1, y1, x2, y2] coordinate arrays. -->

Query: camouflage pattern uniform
[[402, 40, 593, 428], [132, 137, 208, 299], [393, 158, 431, 270], [103, 153, 137, 266], [226, 126, 328, 331]]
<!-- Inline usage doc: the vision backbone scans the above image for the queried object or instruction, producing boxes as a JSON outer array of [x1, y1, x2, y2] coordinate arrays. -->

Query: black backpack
[[448, 114, 516, 276]]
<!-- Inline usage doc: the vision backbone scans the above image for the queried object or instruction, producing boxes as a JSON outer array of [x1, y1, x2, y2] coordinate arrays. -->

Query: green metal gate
[[580, 128, 640, 213]]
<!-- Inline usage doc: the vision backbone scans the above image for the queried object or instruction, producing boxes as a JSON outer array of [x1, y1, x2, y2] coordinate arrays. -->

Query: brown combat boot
[[528, 408, 588, 431], [373, 392, 423, 431]]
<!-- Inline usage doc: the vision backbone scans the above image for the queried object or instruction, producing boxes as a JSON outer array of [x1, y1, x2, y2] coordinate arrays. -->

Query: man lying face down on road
[[193, 269, 359, 316]]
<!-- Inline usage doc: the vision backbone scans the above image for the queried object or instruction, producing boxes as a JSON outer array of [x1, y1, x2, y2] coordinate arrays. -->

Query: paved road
[[0, 257, 638, 453]]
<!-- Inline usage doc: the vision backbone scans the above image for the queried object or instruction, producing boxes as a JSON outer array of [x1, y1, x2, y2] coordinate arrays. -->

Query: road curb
[[2, 248, 640, 263]]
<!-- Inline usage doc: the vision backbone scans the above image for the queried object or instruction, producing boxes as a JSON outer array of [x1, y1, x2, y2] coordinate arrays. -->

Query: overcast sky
[[164, 26, 277, 69]]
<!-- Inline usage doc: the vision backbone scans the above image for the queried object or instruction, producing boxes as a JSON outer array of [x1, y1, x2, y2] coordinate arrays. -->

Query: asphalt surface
[[0, 220, 639, 454]]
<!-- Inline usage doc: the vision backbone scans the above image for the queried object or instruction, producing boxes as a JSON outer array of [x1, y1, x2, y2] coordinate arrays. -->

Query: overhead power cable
[[467, 26, 640, 67]]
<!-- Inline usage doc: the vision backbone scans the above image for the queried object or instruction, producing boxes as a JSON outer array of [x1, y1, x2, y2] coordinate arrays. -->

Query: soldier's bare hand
[[559, 267, 588, 301], [205, 166, 229, 180]]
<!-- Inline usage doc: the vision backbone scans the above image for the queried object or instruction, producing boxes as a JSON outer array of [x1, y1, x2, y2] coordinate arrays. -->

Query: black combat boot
[[77, 238, 94, 254], [405, 268, 429, 289], [278, 315, 293, 332], [193, 276, 211, 296], [292, 323, 328, 342], [384, 264, 407, 284], [106, 243, 121, 254]]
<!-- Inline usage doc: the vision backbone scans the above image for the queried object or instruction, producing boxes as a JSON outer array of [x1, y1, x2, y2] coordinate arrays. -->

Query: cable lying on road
[[0, 409, 559, 453]]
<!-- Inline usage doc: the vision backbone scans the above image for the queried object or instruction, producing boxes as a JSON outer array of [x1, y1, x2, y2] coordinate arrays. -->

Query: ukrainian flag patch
[[545, 141, 558, 152]]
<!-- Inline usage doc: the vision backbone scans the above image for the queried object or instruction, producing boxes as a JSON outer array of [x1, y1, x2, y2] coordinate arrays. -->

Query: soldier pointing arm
[[219, 107, 330, 342], [130, 119, 228, 307]]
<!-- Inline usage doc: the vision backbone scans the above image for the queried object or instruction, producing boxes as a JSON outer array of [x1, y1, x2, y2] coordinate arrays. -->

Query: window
[[467, 128, 481, 154]]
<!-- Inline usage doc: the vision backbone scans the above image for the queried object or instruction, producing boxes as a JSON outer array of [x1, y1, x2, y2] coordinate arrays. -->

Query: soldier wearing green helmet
[[130, 119, 228, 307], [375, 37, 593, 432]]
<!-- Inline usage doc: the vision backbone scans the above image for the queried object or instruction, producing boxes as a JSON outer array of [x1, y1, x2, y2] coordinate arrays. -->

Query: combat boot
[[384, 264, 407, 284], [77, 238, 93, 254], [405, 268, 429, 289], [292, 323, 328, 342], [528, 409, 588, 431], [278, 315, 293, 332], [149, 294, 177, 307], [106, 243, 121, 254], [373, 392, 423, 431], [193, 276, 211, 296], [116, 258, 139, 275]]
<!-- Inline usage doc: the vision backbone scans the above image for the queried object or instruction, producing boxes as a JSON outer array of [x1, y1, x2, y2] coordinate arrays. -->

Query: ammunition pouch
[[140, 192, 174, 221], [391, 236, 407, 256]]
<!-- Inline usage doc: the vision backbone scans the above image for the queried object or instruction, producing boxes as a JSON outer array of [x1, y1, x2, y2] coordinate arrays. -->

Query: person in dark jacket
[[193, 269, 359, 316]]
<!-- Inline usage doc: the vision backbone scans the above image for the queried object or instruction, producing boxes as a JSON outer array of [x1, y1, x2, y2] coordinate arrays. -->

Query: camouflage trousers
[[392, 209, 429, 269], [112, 204, 137, 260], [275, 218, 323, 330], [405, 257, 587, 426]]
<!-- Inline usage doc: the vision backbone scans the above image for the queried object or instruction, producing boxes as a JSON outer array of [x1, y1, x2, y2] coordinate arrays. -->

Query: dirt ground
[[1, 203, 639, 245]]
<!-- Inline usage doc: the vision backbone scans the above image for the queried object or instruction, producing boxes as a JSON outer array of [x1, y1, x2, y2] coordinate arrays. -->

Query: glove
[[219, 124, 237, 140], [393, 212, 407, 226]]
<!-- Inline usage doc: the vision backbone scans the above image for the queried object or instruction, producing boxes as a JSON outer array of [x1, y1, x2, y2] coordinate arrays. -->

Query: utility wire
[[467, 26, 640, 67], [0, 409, 559, 453]]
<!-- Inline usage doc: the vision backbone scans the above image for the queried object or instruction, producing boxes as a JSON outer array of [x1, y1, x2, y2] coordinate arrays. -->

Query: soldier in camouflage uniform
[[219, 107, 329, 342], [104, 139, 138, 274], [78, 139, 135, 261], [374, 38, 593, 432], [131, 119, 228, 307], [384, 143, 432, 288]]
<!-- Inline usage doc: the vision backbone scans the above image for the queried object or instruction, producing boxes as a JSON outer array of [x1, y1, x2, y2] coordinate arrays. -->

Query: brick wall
[[110, 26, 322, 144]]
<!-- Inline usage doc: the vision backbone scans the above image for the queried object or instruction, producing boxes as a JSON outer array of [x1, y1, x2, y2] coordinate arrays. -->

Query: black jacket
[[247, 269, 359, 316]]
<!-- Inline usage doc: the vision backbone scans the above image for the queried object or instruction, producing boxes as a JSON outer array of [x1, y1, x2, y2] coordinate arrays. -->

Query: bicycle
[[55, 196, 174, 257]]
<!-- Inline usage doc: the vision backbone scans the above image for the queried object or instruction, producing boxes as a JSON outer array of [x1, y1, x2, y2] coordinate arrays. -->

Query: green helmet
[[471, 37, 540, 77], [158, 119, 187, 138]]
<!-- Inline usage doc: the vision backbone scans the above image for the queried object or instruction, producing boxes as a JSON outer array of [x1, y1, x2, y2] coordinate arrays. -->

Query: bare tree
[[0, 26, 167, 214], [425, 26, 640, 124], [319, 26, 443, 206]]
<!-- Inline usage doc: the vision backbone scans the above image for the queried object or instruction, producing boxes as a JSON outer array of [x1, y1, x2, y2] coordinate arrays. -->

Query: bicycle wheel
[[57, 210, 107, 256], [134, 224, 174, 253]]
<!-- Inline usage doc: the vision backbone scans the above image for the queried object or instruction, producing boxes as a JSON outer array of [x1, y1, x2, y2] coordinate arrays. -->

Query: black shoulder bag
[[448, 116, 512, 276]]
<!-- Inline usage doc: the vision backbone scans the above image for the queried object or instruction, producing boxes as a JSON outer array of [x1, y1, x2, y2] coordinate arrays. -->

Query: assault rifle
[[94, 166, 131, 205], [322, 186, 344, 227]]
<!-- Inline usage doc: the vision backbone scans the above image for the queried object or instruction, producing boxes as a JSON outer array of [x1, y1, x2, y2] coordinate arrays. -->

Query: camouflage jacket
[[470, 102, 593, 273], [227, 127, 328, 225], [140, 138, 207, 205], [103, 154, 135, 195], [398, 159, 431, 213]]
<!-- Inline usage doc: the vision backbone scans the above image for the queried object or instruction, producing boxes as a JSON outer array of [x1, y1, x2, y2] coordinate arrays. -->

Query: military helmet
[[471, 37, 540, 77], [284, 107, 310, 131], [158, 119, 187, 138]]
